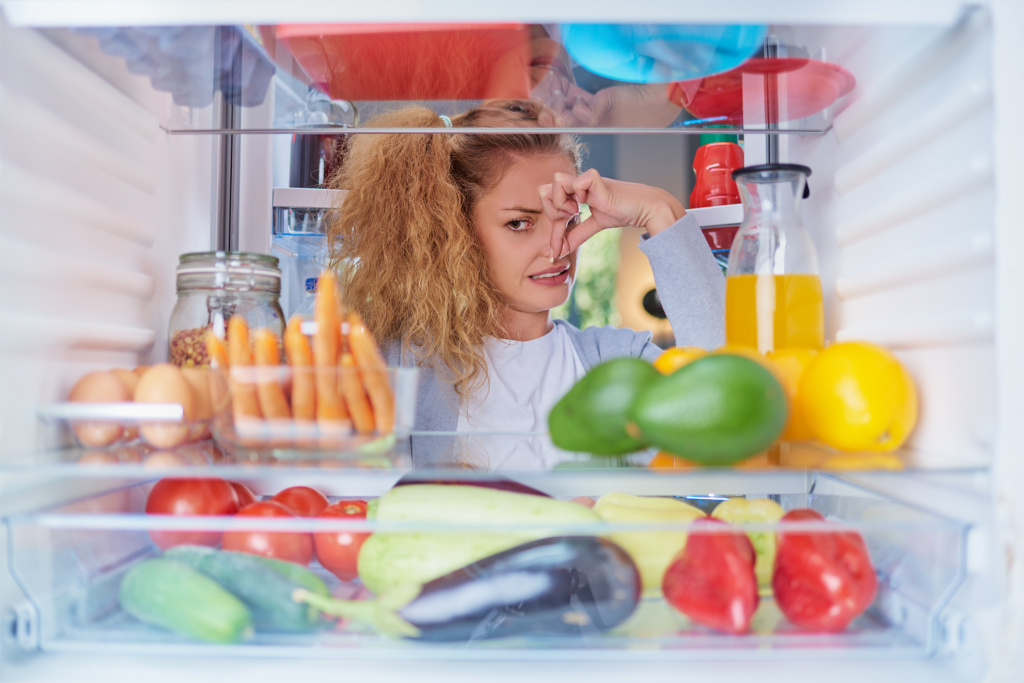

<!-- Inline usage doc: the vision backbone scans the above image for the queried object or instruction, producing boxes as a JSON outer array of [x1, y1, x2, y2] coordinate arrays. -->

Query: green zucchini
[[119, 559, 253, 644], [359, 484, 603, 595], [187, 549, 330, 633]]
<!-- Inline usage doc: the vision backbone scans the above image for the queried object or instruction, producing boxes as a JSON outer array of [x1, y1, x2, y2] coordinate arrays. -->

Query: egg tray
[[37, 402, 215, 459]]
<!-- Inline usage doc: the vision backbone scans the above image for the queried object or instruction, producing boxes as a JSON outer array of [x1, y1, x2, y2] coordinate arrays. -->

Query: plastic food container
[[210, 365, 419, 457], [3, 469, 968, 659], [667, 57, 856, 126], [41, 367, 220, 455], [273, 24, 533, 101]]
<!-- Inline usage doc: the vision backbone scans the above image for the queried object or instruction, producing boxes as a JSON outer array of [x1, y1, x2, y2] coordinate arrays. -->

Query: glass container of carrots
[[725, 164, 823, 353], [204, 269, 419, 457]]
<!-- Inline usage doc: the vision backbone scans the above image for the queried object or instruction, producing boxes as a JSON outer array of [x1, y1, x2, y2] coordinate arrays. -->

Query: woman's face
[[472, 154, 579, 329]]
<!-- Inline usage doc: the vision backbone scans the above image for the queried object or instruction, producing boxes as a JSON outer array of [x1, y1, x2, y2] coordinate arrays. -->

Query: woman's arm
[[639, 215, 725, 350]]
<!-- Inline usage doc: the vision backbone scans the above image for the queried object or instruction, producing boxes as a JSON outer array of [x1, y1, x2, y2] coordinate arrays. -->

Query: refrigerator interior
[[1, 3, 1022, 681]]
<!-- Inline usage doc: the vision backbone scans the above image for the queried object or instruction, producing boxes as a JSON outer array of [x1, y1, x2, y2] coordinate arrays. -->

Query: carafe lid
[[732, 164, 811, 198], [731, 163, 811, 181]]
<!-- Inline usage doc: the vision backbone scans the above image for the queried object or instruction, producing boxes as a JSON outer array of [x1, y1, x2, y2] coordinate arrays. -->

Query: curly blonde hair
[[327, 99, 582, 397]]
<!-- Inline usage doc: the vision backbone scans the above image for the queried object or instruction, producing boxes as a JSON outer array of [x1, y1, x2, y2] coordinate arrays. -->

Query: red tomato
[[313, 500, 370, 582], [222, 500, 313, 565], [230, 481, 258, 508], [145, 478, 239, 550], [271, 486, 329, 517]]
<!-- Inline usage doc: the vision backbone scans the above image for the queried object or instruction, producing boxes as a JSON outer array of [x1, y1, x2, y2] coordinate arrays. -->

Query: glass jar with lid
[[169, 252, 285, 367]]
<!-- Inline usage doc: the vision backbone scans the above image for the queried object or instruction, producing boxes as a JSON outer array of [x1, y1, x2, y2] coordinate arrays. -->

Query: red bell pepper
[[661, 517, 759, 635], [772, 508, 878, 632]]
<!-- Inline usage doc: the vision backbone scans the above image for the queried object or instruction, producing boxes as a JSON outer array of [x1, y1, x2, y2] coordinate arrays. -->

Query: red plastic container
[[667, 57, 855, 126], [689, 141, 744, 209], [274, 24, 533, 102]]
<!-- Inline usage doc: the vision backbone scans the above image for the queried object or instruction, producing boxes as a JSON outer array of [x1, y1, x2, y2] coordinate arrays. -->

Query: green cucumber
[[161, 544, 216, 570], [164, 545, 330, 598], [188, 549, 330, 633], [119, 559, 253, 644], [359, 484, 602, 595]]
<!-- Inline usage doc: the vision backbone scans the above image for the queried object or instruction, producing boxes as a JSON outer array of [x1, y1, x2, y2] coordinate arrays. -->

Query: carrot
[[206, 332, 229, 368], [347, 311, 395, 434], [227, 316, 261, 420], [284, 315, 316, 421], [253, 329, 291, 420], [340, 352, 375, 434], [313, 270, 348, 422]]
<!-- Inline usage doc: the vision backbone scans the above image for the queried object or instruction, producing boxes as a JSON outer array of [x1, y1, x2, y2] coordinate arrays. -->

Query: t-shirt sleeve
[[638, 212, 726, 350]]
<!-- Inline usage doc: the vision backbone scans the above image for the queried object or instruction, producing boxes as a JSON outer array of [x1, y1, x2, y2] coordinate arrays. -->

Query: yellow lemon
[[653, 346, 707, 374], [765, 347, 819, 442], [797, 342, 918, 452]]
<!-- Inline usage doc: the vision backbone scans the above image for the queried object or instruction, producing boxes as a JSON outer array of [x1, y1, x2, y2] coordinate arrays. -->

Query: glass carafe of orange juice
[[725, 164, 823, 352]]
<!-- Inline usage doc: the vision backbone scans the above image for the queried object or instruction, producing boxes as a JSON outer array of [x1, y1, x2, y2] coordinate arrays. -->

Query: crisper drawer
[[4, 469, 967, 661]]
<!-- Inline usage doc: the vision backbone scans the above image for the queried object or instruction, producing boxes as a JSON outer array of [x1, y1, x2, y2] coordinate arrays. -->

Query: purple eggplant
[[393, 472, 551, 498], [296, 536, 641, 642]]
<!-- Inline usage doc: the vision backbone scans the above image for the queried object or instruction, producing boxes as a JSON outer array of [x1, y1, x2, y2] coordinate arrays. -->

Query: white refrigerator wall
[[792, 15, 996, 468]]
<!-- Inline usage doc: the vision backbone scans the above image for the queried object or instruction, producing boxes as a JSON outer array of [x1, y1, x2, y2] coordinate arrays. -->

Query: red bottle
[[689, 133, 743, 208]]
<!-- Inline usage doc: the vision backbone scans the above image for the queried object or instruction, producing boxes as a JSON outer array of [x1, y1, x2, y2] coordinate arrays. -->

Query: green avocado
[[629, 354, 788, 465], [548, 357, 661, 456]]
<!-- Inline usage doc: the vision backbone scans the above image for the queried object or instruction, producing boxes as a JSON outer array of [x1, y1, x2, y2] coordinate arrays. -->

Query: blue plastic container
[[560, 24, 768, 84]]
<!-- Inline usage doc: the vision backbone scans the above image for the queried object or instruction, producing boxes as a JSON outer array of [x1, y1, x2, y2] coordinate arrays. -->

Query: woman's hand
[[539, 169, 685, 260], [530, 65, 596, 128]]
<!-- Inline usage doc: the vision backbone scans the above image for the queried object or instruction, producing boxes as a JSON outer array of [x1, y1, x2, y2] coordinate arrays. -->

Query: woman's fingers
[[559, 215, 605, 258], [550, 172, 582, 216], [540, 177, 581, 260]]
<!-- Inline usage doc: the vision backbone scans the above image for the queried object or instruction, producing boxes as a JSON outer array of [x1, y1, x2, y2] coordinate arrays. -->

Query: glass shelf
[[38, 23, 857, 135]]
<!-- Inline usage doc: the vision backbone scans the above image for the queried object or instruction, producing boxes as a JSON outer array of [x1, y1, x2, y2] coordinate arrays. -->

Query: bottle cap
[[699, 124, 738, 146]]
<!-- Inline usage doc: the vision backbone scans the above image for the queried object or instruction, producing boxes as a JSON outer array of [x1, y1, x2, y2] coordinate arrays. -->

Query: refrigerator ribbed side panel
[[0, 20, 215, 456], [790, 12, 996, 467]]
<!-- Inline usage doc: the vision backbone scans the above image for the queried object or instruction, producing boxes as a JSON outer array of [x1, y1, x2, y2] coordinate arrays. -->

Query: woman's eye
[[505, 219, 532, 232]]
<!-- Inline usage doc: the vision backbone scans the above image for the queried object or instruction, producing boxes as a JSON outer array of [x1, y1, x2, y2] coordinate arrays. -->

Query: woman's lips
[[528, 264, 571, 286]]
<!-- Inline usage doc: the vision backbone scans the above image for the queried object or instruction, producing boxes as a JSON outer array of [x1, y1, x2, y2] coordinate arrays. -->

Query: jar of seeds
[[168, 252, 284, 367]]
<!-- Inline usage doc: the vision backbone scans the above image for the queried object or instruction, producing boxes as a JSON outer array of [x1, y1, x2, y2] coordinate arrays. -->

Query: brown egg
[[110, 368, 140, 440], [134, 364, 195, 449], [176, 444, 212, 465], [68, 371, 132, 446], [142, 450, 190, 468], [110, 368, 138, 395], [113, 444, 146, 463], [181, 367, 212, 441], [77, 450, 121, 466]]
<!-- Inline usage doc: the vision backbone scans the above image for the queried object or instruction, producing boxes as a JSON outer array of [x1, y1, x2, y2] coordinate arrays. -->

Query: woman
[[327, 99, 724, 467]]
